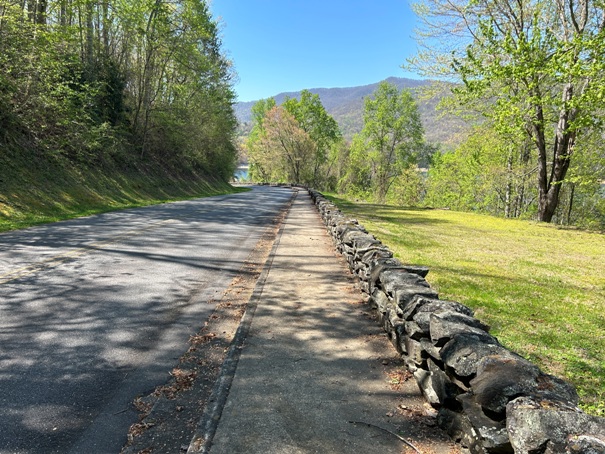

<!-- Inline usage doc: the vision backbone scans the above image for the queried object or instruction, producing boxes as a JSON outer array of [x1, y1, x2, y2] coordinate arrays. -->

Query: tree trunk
[[85, 0, 95, 81], [504, 150, 513, 218], [36, 0, 46, 25], [537, 83, 575, 222], [538, 185, 562, 222], [27, 0, 35, 22], [567, 183, 575, 225]]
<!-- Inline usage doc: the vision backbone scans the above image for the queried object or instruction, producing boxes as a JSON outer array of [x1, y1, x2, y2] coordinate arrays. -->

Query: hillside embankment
[[0, 149, 241, 232]]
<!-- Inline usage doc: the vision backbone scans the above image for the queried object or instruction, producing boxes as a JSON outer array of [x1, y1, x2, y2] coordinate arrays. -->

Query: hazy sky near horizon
[[209, 1, 420, 102]]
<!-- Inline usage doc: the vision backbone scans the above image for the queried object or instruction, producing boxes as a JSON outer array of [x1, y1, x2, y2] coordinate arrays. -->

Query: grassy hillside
[[327, 194, 605, 417], [235, 77, 468, 144], [0, 149, 243, 233]]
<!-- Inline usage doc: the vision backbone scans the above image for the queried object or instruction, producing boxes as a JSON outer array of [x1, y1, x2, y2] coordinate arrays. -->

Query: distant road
[[0, 186, 292, 454]]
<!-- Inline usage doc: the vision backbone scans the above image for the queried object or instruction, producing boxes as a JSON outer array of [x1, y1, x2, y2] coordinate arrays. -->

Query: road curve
[[0, 186, 292, 454]]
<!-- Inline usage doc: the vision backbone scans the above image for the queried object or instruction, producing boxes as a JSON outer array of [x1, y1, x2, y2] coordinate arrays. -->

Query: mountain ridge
[[234, 77, 467, 144]]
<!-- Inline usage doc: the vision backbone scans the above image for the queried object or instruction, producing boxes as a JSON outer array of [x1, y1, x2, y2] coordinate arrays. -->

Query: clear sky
[[209, 1, 421, 102]]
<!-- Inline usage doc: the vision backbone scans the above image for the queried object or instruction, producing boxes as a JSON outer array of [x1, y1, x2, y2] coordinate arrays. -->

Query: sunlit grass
[[327, 194, 605, 416]]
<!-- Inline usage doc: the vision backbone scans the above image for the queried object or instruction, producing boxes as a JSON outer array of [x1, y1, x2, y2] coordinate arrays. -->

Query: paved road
[[0, 186, 292, 454]]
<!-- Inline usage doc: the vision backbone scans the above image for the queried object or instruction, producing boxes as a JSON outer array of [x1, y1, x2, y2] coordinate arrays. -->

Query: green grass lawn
[[327, 194, 605, 417]]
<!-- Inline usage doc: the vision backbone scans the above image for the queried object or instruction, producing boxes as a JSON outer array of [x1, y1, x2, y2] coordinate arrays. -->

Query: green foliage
[[425, 125, 537, 217], [410, 0, 605, 222], [0, 143, 244, 232], [253, 106, 315, 184], [552, 128, 605, 229], [0, 0, 237, 184], [341, 81, 425, 203], [386, 166, 426, 207]]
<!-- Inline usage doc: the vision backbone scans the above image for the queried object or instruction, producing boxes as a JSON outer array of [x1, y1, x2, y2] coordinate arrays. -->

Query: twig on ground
[[348, 420, 422, 453]]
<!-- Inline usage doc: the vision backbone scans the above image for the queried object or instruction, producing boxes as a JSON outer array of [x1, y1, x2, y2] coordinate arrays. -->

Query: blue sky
[[209, 1, 421, 102]]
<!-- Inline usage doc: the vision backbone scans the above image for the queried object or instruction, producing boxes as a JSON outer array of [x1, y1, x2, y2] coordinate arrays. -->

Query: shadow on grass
[[324, 194, 452, 227]]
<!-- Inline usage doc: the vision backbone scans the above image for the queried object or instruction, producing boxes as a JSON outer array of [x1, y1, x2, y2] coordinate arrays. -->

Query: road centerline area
[[0, 219, 177, 285]]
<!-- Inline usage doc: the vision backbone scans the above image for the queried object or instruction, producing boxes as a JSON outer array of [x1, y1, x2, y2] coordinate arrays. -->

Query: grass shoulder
[[325, 193, 605, 417], [0, 153, 249, 233]]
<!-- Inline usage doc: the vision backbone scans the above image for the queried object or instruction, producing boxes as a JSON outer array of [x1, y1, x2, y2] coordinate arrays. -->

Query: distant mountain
[[234, 77, 468, 144]]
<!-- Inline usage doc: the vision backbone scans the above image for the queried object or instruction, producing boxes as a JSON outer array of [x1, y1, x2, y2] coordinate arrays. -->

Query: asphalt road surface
[[0, 186, 292, 454]]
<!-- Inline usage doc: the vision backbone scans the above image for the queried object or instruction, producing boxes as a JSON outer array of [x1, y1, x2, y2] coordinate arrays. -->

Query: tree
[[246, 98, 277, 181], [249, 106, 315, 184], [410, 0, 605, 222], [246, 94, 342, 187], [283, 90, 342, 188], [346, 81, 424, 203], [556, 128, 605, 228]]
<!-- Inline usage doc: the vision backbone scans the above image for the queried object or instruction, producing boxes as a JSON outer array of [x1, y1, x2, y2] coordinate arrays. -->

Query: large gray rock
[[326, 211, 345, 224], [369, 288, 391, 313], [378, 306, 395, 334], [405, 320, 428, 340], [403, 337, 427, 366], [402, 296, 474, 322], [342, 229, 369, 246], [441, 333, 510, 378], [507, 396, 605, 454], [420, 338, 442, 361], [361, 247, 393, 267], [393, 286, 439, 311], [429, 312, 491, 346], [417, 309, 486, 335], [371, 268, 438, 311], [336, 223, 366, 241], [351, 233, 381, 253], [369, 258, 406, 290], [380, 269, 430, 295], [358, 280, 370, 294], [414, 358, 464, 408], [353, 259, 368, 274], [401, 264, 430, 278], [414, 368, 441, 406], [470, 356, 579, 416], [427, 358, 464, 407], [457, 394, 513, 453], [437, 408, 488, 454], [368, 256, 402, 271], [388, 311, 406, 355]]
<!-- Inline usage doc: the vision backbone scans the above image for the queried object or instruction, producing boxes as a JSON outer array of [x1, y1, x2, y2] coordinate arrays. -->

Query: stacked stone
[[308, 189, 605, 454]]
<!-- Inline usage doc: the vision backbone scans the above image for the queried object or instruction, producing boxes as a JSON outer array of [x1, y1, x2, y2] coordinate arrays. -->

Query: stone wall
[[308, 189, 605, 454]]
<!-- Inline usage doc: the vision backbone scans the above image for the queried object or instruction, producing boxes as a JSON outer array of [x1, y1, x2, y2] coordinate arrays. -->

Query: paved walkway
[[187, 190, 457, 454]]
